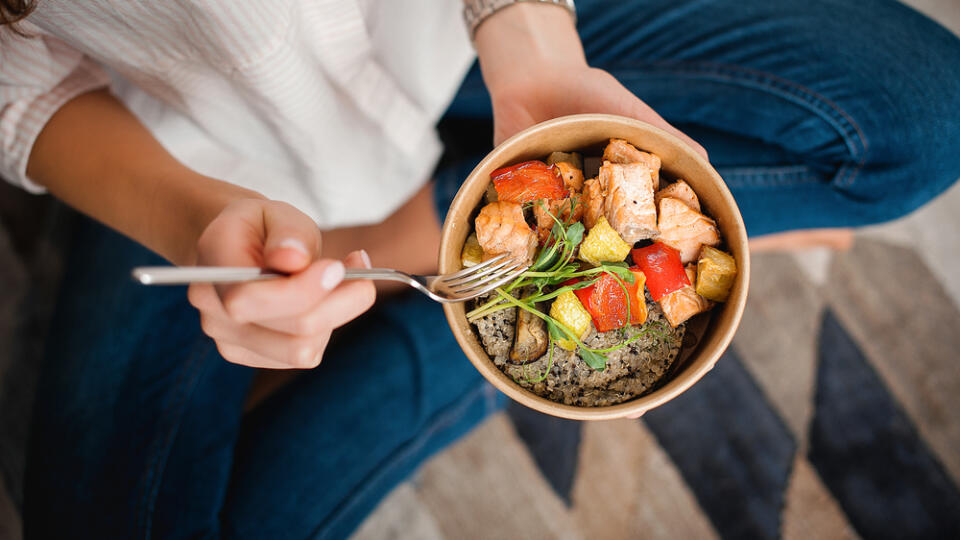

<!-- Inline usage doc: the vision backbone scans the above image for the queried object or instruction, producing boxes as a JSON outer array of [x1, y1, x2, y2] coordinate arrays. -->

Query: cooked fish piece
[[655, 179, 700, 212], [475, 201, 538, 265], [602, 138, 662, 186], [510, 308, 548, 364], [658, 265, 711, 327], [582, 176, 605, 230], [657, 197, 720, 264], [546, 151, 583, 171], [554, 161, 584, 192], [599, 161, 658, 243], [534, 197, 585, 244]]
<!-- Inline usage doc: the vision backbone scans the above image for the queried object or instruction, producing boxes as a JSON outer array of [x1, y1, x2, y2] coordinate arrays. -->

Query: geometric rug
[[353, 239, 960, 539]]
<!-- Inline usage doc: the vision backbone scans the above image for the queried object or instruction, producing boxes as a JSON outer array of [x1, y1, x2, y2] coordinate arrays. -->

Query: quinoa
[[471, 291, 685, 407]]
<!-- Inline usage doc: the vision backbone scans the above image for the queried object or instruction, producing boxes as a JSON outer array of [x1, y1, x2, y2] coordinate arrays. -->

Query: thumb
[[261, 201, 323, 273]]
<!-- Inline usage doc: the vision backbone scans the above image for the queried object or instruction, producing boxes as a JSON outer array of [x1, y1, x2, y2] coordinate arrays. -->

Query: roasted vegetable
[[511, 308, 548, 363], [631, 242, 690, 301], [696, 246, 737, 302], [491, 160, 567, 204], [627, 268, 648, 326], [461, 233, 483, 267], [579, 216, 632, 266], [549, 290, 592, 351], [572, 273, 632, 333]]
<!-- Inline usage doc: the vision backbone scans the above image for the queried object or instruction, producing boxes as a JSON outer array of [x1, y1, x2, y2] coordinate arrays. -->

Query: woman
[[2, 0, 959, 537]]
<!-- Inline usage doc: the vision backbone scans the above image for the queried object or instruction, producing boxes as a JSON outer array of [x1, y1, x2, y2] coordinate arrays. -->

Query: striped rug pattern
[[353, 239, 960, 539]]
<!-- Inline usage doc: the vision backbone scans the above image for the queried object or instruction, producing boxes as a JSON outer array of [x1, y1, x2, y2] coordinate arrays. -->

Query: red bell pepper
[[631, 243, 690, 301], [565, 271, 646, 333], [492, 160, 568, 204]]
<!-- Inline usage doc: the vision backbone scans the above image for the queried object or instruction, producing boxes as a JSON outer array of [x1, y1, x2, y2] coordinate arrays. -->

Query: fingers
[[626, 100, 709, 161], [255, 250, 376, 335], [262, 202, 323, 273], [218, 258, 345, 323], [188, 250, 376, 369], [201, 313, 331, 369], [596, 70, 710, 161]]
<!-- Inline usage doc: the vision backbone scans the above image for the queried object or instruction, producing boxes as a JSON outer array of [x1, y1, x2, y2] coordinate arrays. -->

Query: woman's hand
[[187, 199, 376, 369], [473, 3, 707, 158]]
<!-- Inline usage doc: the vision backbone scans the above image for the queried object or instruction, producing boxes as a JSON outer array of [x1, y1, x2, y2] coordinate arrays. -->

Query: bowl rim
[[439, 113, 750, 420]]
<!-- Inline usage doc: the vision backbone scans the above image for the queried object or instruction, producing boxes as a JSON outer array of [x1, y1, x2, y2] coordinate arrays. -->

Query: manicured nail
[[279, 238, 309, 256], [359, 249, 372, 269], [321, 261, 345, 290]]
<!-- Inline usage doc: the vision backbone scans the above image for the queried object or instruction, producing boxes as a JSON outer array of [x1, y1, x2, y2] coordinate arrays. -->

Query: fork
[[130, 254, 528, 303]]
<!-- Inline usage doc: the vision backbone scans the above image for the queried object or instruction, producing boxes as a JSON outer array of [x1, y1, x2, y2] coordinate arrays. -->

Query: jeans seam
[[311, 380, 489, 540], [136, 339, 213, 539], [614, 60, 869, 188], [718, 165, 825, 188]]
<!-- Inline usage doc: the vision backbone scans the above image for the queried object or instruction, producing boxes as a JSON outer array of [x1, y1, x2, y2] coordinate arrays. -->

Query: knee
[[835, 26, 960, 224]]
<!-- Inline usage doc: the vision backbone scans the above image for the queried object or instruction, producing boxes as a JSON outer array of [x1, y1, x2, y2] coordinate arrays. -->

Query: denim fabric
[[25, 1, 960, 539], [438, 0, 960, 235]]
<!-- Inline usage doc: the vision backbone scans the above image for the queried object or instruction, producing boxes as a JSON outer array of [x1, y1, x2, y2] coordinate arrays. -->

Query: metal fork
[[131, 254, 528, 303]]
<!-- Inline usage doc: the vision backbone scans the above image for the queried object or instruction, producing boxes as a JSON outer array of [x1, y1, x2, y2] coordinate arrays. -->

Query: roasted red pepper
[[565, 271, 645, 333], [491, 160, 568, 204], [631, 243, 690, 301]]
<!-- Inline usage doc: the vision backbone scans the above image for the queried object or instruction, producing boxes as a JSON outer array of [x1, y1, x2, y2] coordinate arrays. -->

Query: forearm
[[26, 89, 262, 266], [472, 2, 585, 91]]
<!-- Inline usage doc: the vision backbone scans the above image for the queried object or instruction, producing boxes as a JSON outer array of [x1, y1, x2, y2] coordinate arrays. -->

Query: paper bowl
[[439, 114, 750, 420]]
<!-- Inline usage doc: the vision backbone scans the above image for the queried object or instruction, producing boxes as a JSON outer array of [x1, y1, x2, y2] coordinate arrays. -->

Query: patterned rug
[[352, 238, 960, 539]]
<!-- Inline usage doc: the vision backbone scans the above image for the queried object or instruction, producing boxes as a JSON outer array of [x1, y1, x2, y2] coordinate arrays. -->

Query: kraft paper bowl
[[439, 114, 750, 420]]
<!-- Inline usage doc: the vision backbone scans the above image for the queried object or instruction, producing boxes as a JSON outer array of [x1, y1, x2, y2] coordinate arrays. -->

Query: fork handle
[[132, 266, 406, 285]]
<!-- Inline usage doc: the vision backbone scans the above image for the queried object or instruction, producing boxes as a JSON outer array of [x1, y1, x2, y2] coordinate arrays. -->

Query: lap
[[25, 215, 497, 539], [445, 0, 960, 234]]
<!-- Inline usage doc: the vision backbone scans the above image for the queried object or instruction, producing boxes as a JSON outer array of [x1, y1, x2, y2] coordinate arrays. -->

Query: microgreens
[[467, 203, 661, 374]]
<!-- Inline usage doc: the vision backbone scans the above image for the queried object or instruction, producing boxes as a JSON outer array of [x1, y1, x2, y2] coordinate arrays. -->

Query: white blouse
[[0, 0, 475, 227]]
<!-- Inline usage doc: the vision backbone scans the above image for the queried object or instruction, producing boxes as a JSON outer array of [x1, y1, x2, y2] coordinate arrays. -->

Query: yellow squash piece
[[696, 246, 737, 302], [549, 291, 592, 351], [460, 233, 484, 268], [578, 216, 632, 266]]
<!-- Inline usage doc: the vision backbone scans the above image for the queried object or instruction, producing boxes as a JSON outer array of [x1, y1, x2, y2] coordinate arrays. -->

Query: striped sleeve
[[0, 24, 110, 193]]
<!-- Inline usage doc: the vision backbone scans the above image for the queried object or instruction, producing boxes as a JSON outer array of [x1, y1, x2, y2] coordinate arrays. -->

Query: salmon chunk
[[655, 179, 700, 212], [602, 138, 662, 186], [657, 197, 720, 263], [475, 201, 538, 265], [554, 161, 585, 192], [599, 161, 658, 244], [534, 197, 585, 244], [658, 265, 711, 327], [582, 177, 605, 230]]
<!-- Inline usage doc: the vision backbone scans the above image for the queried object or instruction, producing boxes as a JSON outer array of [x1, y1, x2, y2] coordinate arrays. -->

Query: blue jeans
[[24, 1, 960, 539]]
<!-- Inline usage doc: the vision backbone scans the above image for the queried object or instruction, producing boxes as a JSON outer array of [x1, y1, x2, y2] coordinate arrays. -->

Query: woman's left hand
[[473, 2, 707, 159]]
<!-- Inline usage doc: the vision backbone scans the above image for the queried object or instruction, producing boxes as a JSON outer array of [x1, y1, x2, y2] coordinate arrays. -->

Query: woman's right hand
[[187, 199, 377, 369]]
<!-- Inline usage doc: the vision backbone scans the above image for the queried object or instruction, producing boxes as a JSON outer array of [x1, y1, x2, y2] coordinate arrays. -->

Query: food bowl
[[439, 114, 750, 420]]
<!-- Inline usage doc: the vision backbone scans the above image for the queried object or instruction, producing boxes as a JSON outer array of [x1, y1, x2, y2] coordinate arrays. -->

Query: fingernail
[[279, 238, 309, 256], [359, 249, 372, 269], [321, 261, 345, 290]]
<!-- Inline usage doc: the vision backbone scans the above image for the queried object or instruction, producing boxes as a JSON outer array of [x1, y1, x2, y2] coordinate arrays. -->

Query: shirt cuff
[[1, 56, 110, 194]]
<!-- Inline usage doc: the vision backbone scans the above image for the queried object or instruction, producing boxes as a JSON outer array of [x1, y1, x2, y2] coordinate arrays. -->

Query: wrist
[[474, 3, 586, 94]]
